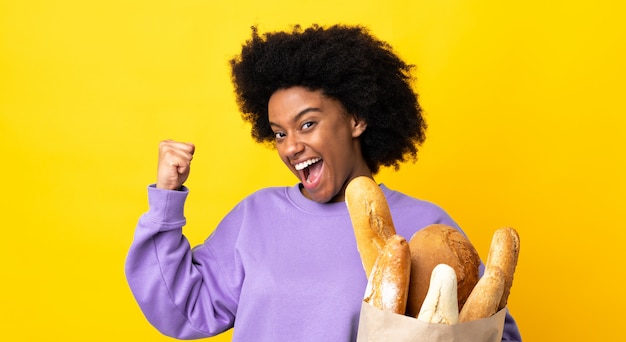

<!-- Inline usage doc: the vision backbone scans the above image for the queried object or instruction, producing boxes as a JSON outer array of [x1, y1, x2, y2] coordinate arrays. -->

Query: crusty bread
[[405, 224, 481, 318], [459, 227, 520, 322], [459, 266, 505, 322], [417, 263, 459, 324], [363, 234, 412, 314], [345, 176, 396, 279], [487, 227, 520, 310]]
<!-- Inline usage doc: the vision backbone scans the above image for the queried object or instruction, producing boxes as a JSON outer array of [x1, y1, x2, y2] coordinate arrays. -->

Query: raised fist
[[156, 140, 195, 190]]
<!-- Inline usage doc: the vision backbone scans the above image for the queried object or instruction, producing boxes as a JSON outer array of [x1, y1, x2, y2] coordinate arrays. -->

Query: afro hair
[[230, 24, 426, 174]]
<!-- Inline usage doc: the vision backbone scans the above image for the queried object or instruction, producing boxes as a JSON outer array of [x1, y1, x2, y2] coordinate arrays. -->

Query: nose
[[283, 133, 304, 158]]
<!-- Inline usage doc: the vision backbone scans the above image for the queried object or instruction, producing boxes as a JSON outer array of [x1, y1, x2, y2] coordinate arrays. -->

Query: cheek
[[276, 146, 293, 168], [275, 146, 287, 162]]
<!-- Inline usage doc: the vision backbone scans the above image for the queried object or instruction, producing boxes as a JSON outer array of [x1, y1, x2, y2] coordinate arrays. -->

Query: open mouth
[[295, 158, 322, 184]]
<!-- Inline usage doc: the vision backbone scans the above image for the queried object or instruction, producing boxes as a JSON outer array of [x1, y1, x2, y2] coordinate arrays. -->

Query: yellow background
[[1, 0, 624, 341]]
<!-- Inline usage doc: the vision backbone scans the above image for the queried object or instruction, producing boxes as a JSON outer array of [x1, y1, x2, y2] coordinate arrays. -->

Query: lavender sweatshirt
[[125, 184, 522, 341]]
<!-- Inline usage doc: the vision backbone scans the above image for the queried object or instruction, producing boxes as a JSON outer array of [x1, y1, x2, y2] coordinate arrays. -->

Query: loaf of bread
[[363, 234, 412, 314], [459, 227, 520, 321], [345, 176, 396, 278], [489, 227, 520, 310], [417, 263, 459, 324], [459, 266, 505, 322], [405, 224, 481, 318]]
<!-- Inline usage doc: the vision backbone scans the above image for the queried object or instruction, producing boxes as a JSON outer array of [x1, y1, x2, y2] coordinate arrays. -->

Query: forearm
[[124, 186, 234, 339], [501, 308, 522, 341]]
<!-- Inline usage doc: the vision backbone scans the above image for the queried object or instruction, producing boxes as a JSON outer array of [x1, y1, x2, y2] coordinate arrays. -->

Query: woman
[[125, 24, 522, 341]]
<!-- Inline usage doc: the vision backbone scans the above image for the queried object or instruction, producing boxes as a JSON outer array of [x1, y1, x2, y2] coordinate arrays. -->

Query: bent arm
[[502, 308, 523, 341], [124, 186, 236, 339]]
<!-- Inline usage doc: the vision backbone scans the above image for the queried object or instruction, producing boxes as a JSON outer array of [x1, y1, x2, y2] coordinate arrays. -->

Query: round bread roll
[[405, 224, 481, 318]]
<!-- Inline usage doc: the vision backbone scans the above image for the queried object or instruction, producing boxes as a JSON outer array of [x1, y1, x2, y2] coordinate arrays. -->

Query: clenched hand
[[156, 140, 195, 190]]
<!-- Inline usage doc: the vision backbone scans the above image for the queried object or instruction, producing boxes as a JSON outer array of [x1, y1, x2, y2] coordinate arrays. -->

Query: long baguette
[[458, 266, 505, 322], [487, 227, 520, 310], [417, 263, 459, 324], [345, 176, 396, 278], [363, 234, 412, 314], [459, 227, 520, 322]]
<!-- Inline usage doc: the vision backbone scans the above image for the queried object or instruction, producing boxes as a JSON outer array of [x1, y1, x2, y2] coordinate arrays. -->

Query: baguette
[[488, 227, 520, 310], [458, 266, 505, 322], [345, 176, 396, 278], [363, 234, 412, 314], [459, 227, 520, 322], [417, 263, 459, 324]]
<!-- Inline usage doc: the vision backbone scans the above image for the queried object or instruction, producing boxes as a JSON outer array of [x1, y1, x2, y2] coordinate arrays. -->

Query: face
[[268, 86, 371, 203]]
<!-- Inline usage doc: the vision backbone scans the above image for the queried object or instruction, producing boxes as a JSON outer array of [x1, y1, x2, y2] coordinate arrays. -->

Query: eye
[[274, 131, 286, 140], [301, 121, 315, 130]]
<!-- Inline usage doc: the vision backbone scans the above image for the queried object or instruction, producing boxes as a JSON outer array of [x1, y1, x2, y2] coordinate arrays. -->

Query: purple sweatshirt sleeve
[[502, 308, 523, 341], [124, 185, 236, 339]]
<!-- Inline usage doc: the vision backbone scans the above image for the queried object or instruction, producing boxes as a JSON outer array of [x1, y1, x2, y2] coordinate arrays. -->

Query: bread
[[458, 266, 505, 322], [459, 227, 520, 322], [405, 224, 481, 318], [345, 176, 396, 278], [363, 234, 412, 314], [488, 227, 520, 310], [417, 263, 459, 324]]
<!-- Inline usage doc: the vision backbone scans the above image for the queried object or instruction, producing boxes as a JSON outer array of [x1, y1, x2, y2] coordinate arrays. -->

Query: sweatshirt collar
[[285, 182, 393, 215]]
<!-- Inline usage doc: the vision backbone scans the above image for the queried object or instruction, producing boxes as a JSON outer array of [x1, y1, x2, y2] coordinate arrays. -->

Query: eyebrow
[[269, 107, 322, 128]]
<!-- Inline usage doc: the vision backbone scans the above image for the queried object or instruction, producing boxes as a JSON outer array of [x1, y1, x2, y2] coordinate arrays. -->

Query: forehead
[[268, 86, 346, 121], [269, 86, 324, 108]]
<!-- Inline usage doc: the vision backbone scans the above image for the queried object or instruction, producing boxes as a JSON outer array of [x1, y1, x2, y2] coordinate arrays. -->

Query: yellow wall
[[1, 0, 624, 340]]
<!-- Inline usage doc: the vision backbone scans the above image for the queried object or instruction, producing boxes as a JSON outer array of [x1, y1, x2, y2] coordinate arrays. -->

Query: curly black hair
[[229, 24, 426, 174]]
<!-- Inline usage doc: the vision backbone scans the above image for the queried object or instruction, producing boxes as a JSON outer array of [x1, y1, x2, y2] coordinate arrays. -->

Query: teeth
[[294, 158, 321, 171]]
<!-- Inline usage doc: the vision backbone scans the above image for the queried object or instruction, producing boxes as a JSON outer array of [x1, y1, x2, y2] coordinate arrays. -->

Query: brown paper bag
[[356, 301, 507, 342]]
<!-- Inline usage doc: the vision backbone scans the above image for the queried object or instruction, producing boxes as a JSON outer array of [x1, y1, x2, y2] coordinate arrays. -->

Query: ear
[[351, 117, 367, 138]]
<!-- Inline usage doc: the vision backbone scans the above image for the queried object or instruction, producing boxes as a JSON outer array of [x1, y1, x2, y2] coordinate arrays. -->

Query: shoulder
[[380, 184, 461, 237], [209, 186, 292, 238], [230, 186, 291, 210], [246, 186, 287, 198], [382, 184, 450, 215], [225, 185, 308, 217]]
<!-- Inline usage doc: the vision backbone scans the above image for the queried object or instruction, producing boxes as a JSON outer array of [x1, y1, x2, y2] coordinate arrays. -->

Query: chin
[[315, 191, 344, 203], [302, 187, 334, 203], [309, 193, 331, 203]]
